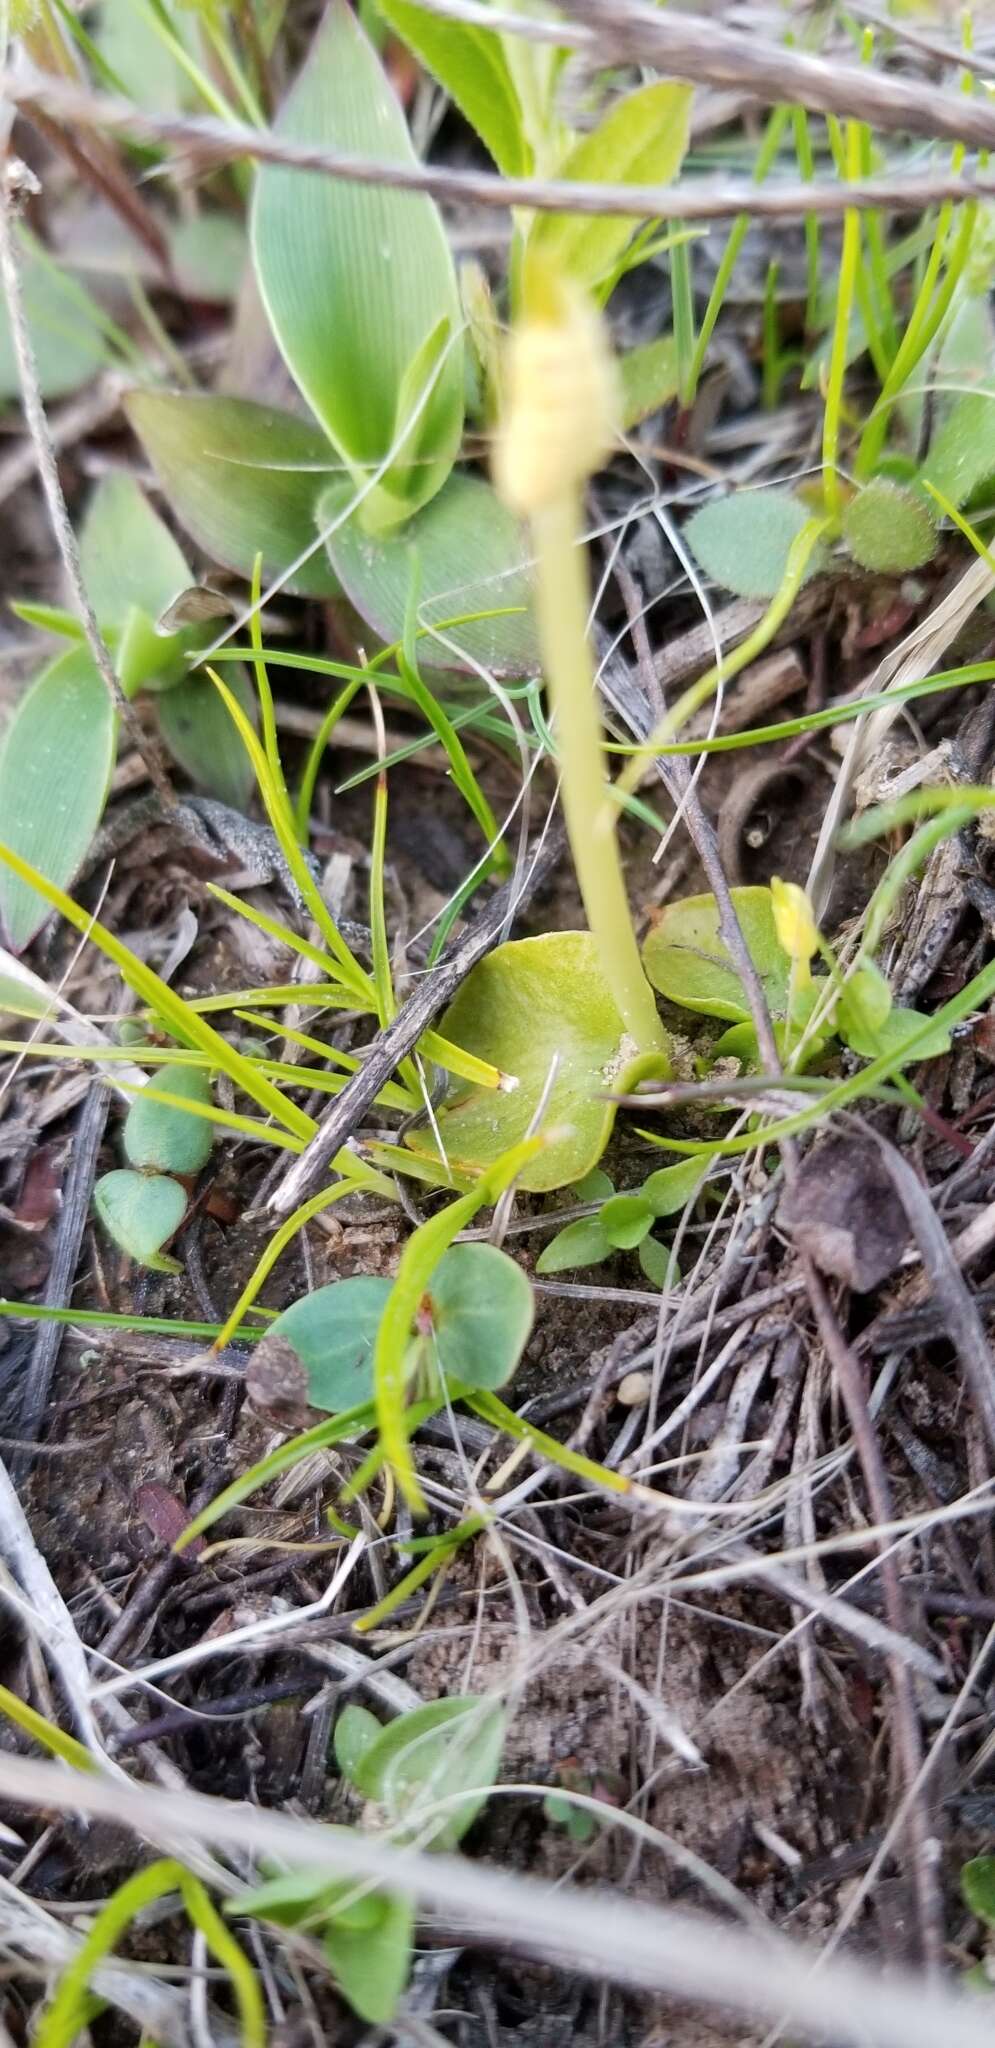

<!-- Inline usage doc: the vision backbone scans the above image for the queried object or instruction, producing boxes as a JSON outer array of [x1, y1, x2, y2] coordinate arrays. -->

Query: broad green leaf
[[963, 1856, 995, 1928], [686, 489, 825, 600], [123, 1063, 215, 1175], [80, 474, 190, 631], [324, 470, 539, 676], [642, 1156, 707, 1216], [353, 1696, 505, 1849], [0, 236, 109, 402], [262, 1276, 392, 1413], [96, 0, 187, 109], [571, 1166, 614, 1201], [375, 0, 530, 175], [252, 1, 463, 525], [334, 1704, 384, 1785], [125, 390, 341, 597], [529, 82, 692, 290], [0, 650, 115, 952], [425, 1242, 533, 1389], [170, 213, 246, 304], [619, 335, 679, 428], [642, 886, 791, 1023], [158, 667, 255, 807], [842, 1000, 951, 1063], [323, 1889, 414, 2024], [237, 1853, 383, 1934], [600, 1192, 653, 1249], [842, 480, 937, 573], [536, 1214, 612, 1274], [835, 961, 891, 1047], [920, 390, 995, 509], [409, 931, 670, 1191], [93, 1169, 186, 1272]]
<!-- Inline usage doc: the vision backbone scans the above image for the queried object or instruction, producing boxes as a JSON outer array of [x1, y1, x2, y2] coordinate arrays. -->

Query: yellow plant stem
[[614, 517, 829, 803], [532, 490, 665, 1053]]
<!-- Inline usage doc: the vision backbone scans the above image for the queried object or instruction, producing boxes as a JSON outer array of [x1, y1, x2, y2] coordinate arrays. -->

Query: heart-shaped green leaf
[[423, 1242, 533, 1389], [125, 390, 341, 597], [375, 0, 529, 174], [842, 479, 937, 573], [685, 489, 824, 600], [123, 1063, 215, 1175], [157, 667, 256, 808], [643, 886, 796, 1024], [252, 1, 463, 526], [529, 82, 692, 291], [261, 1275, 393, 1413], [350, 1696, 505, 1849], [80, 474, 190, 633], [93, 1169, 186, 1272], [0, 649, 115, 952], [409, 931, 670, 1191], [324, 470, 538, 675]]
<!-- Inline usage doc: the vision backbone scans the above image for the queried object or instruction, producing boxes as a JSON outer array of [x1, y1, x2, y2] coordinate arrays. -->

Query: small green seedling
[[961, 1855, 995, 1994], [235, 1695, 504, 2026], [257, 1240, 533, 1413], [93, 1061, 217, 1273], [537, 1158, 703, 1285]]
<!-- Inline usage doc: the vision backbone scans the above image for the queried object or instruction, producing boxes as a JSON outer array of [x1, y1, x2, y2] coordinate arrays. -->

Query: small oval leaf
[[262, 1275, 393, 1412], [600, 1192, 653, 1250], [123, 1064, 215, 1175], [157, 667, 256, 808], [0, 649, 115, 952], [93, 1169, 186, 1271], [685, 489, 824, 600], [535, 1213, 612, 1274], [842, 479, 937, 573], [352, 1696, 505, 1849], [427, 1242, 533, 1389], [642, 886, 791, 1023]]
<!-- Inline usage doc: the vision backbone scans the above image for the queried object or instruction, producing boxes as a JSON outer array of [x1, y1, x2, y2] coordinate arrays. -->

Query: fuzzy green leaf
[[530, 82, 692, 290], [409, 931, 670, 1192], [619, 335, 680, 428], [425, 1242, 534, 1389], [93, 1169, 186, 1272], [125, 390, 341, 597], [685, 489, 824, 600], [252, 1, 463, 525], [842, 480, 937, 573], [535, 1214, 612, 1274], [0, 649, 115, 952], [352, 1696, 505, 1849], [157, 667, 256, 808], [920, 390, 995, 509], [324, 470, 539, 676], [642, 886, 791, 1023], [123, 1063, 215, 1175], [375, 0, 529, 175]]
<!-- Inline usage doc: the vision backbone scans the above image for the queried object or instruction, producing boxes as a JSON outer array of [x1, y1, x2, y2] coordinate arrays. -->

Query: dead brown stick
[[12, 75, 995, 221]]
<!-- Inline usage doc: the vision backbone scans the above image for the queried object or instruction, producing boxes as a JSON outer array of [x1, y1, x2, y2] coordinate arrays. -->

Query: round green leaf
[[123, 1063, 215, 1175], [600, 1192, 653, 1250], [642, 887, 791, 1023], [324, 470, 539, 677], [842, 480, 937, 573], [352, 1696, 505, 1849], [642, 1156, 708, 1217], [408, 931, 670, 1192], [334, 1704, 384, 1785], [427, 1242, 533, 1390], [0, 649, 116, 953], [93, 1169, 186, 1272], [262, 1275, 392, 1412], [685, 489, 824, 600]]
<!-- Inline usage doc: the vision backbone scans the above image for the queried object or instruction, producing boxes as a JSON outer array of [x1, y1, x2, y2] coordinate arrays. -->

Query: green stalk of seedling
[[494, 261, 666, 1056], [686, 102, 791, 404], [822, 114, 862, 525]]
